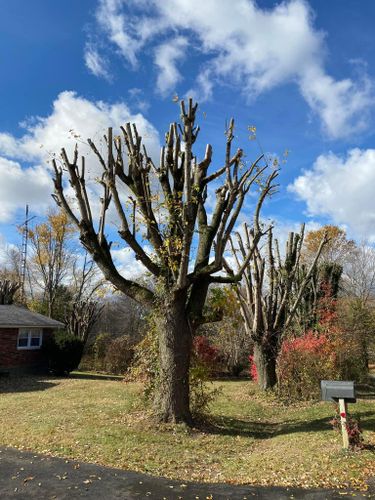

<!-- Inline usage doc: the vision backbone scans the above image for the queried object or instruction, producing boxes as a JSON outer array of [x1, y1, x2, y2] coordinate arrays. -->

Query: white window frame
[[17, 328, 43, 350]]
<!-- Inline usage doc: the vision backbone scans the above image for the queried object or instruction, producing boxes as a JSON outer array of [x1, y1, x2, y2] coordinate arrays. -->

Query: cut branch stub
[[52, 99, 276, 308]]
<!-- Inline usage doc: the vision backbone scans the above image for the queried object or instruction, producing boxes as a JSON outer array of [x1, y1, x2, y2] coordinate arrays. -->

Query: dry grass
[[0, 374, 374, 491]]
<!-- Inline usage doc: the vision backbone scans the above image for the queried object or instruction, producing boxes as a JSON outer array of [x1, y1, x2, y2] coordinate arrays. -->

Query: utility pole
[[19, 205, 36, 303]]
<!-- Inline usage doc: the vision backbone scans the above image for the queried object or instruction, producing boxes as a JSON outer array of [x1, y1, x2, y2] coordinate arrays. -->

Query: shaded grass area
[[70, 371, 124, 381], [0, 376, 374, 491]]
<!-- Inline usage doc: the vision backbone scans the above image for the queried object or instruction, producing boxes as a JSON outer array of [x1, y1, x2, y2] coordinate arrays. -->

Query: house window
[[17, 329, 43, 350]]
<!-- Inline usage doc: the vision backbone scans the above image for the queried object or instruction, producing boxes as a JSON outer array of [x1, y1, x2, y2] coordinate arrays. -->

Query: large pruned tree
[[230, 224, 327, 390], [52, 99, 277, 423]]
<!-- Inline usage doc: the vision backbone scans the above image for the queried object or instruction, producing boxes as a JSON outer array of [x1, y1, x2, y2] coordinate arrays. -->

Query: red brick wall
[[0, 328, 53, 369]]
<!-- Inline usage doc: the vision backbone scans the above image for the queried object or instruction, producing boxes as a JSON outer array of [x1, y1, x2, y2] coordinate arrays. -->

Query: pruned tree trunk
[[230, 225, 328, 391], [253, 340, 277, 390], [52, 98, 277, 424], [157, 292, 192, 424]]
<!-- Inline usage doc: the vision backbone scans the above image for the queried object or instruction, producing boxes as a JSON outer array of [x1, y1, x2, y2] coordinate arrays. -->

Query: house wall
[[0, 328, 53, 371]]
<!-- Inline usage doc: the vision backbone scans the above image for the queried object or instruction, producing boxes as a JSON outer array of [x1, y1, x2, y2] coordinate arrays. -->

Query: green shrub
[[43, 331, 84, 375], [92, 333, 112, 371], [189, 356, 221, 417]]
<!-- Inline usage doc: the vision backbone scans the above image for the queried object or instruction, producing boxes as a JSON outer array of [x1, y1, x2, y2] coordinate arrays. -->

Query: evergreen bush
[[43, 331, 84, 375]]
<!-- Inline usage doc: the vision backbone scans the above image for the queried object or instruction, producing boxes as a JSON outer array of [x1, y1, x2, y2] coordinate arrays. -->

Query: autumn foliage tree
[[52, 99, 277, 423], [28, 209, 75, 318], [298, 224, 352, 327], [302, 225, 355, 265]]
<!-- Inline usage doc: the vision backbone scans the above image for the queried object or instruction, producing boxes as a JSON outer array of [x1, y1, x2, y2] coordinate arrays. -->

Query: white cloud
[[233, 217, 321, 253], [0, 157, 52, 222], [111, 246, 149, 279], [0, 91, 160, 221], [95, 0, 143, 67], [300, 67, 373, 139], [154, 37, 188, 95], [127, 88, 150, 112], [90, 0, 374, 139], [186, 69, 214, 102], [0, 133, 19, 158], [271, 219, 322, 254], [84, 44, 111, 80], [289, 148, 375, 241], [0, 90, 160, 168], [0, 233, 17, 266]]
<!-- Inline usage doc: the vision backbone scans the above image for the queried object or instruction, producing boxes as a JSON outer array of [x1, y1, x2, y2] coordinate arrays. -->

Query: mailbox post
[[321, 380, 356, 449]]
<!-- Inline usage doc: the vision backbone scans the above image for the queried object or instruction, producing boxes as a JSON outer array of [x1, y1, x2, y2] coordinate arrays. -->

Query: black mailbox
[[321, 380, 356, 403]]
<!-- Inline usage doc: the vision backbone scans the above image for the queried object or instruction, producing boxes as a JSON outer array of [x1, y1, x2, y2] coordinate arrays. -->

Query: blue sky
[[1, 0, 375, 270]]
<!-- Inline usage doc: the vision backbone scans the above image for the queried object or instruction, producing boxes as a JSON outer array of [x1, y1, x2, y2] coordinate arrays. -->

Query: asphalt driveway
[[0, 447, 373, 499]]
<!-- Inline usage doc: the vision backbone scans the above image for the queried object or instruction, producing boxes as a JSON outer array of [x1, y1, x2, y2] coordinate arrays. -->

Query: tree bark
[[253, 339, 277, 390], [156, 292, 193, 424]]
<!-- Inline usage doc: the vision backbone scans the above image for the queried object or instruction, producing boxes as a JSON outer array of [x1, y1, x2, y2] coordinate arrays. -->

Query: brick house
[[0, 305, 64, 372]]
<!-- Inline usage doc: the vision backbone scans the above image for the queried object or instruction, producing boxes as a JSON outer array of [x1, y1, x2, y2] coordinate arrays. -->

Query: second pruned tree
[[230, 224, 327, 390], [52, 99, 277, 423]]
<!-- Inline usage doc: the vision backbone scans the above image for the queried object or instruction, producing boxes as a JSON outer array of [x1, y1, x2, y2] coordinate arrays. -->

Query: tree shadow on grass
[[0, 376, 58, 393], [198, 410, 375, 439], [357, 379, 375, 399], [68, 372, 124, 382]]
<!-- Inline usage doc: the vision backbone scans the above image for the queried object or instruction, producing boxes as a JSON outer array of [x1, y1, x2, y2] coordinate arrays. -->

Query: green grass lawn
[[0, 375, 374, 491]]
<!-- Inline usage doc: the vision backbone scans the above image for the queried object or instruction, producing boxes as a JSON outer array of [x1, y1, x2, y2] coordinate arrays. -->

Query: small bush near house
[[43, 331, 84, 375]]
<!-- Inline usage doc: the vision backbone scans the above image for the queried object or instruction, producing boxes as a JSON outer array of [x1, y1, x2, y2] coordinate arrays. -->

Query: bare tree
[[342, 242, 375, 305], [0, 279, 20, 305], [65, 253, 104, 343], [52, 99, 277, 423], [230, 224, 327, 390], [92, 293, 146, 341], [65, 300, 104, 344]]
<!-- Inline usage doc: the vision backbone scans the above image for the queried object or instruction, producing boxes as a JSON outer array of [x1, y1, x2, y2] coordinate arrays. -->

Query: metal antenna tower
[[19, 205, 36, 303]]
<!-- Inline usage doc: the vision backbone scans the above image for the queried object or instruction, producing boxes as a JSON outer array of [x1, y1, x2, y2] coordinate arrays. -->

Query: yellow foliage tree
[[303, 225, 355, 265], [28, 209, 75, 318]]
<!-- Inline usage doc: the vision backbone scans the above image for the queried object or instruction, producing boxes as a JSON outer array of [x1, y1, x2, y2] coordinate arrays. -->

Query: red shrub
[[248, 355, 258, 381], [193, 336, 220, 366], [280, 330, 330, 355], [277, 331, 337, 401]]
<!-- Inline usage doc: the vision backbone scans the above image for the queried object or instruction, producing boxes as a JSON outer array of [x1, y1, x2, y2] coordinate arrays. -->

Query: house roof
[[0, 305, 64, 329]]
